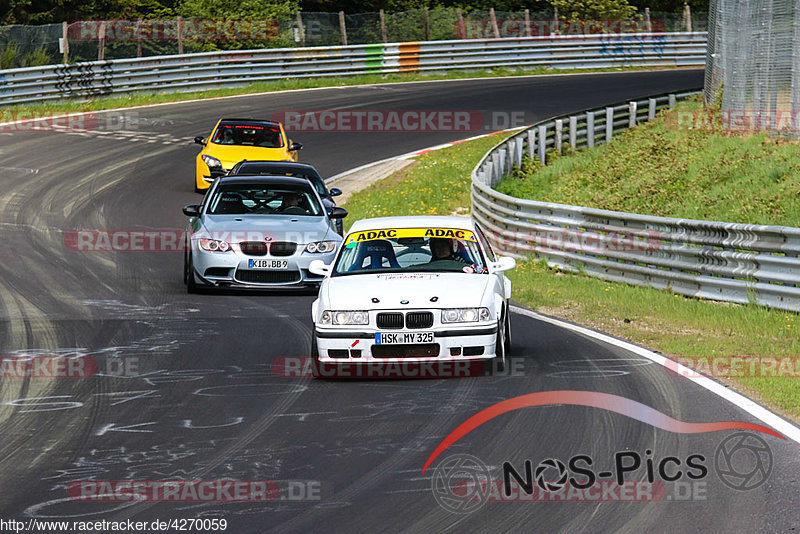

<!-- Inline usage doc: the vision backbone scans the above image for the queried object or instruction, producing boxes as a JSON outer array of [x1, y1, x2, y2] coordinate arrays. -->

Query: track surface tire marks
[[1, 70, 798, 531]]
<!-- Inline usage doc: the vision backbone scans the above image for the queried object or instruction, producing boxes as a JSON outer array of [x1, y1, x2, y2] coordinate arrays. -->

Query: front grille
[[372, 344, 440, 358], [376, 312, 404, 329], [406, 311, 434, 329], [235, 270, 301, 284], [270, 241, 297, 256], [239, 241, 268, 256]]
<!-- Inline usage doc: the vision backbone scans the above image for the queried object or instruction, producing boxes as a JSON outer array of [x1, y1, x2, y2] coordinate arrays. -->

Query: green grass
[[342, 133, 507, 231], [497, 98, 800, 227], [5, 65, 679, 115], [341, 128, 800, 421]]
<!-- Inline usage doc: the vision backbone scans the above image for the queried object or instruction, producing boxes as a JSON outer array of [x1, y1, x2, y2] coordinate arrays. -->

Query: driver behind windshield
[[429, 238, 467, 263], [279, 192, 308, 214]]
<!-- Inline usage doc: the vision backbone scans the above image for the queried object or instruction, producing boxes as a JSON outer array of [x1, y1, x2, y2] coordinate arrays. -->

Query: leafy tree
[[548, 0, 638, 19], [179, 0, 297, 19]]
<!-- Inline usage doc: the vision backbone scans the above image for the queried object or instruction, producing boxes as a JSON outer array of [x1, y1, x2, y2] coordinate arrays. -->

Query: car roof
[[215, 175, 313, 188], [234, 161, 321, 174], [347, 216, 475, 234], [217, 119, 282, 128]]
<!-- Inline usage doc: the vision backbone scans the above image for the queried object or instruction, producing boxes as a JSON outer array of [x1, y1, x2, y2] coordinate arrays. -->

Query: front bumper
[[192, 247, 336, 288], [314, 324, 498, 363]]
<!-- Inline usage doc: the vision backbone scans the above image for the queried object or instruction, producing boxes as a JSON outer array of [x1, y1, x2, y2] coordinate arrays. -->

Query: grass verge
[[341, 128, 800, 422], [4, 65, 684, 115], [496, 97, 800, 226]]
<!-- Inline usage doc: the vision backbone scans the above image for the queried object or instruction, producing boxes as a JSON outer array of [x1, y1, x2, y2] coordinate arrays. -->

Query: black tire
[[185, 252, 199, 294], [489, 313, 507, 375], [504, 303, 512, 355], [311, 335, 321, 378]]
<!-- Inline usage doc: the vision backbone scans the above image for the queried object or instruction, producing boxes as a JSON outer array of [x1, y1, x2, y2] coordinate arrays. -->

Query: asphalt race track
[[2, 69, 799, 532]]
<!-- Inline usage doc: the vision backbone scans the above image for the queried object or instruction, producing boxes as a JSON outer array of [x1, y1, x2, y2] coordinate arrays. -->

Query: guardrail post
[[648, 98, 657, 120], [538, 124, 547, 164], [339, 11, 348, 46], [605, 107, 614, 142], [424, 7, 431, 41], [61, 22, 69, 64], [587, 112, 595, 147], [136, 19, 143, 57], [554, 119, 563, 153], [527, 129, 536, 160], [379, 10, 388, 42], [490, 8, 501, 38], [505, 139, 515, 169], [569, 116, 577, 148], [98, 22, 106, 61], [669, 94, 677, 108], [456, 8, 466, 39], [628, 102, 637, 128], [177, 17, 183, 55], [297, 12, 306, 46], [524, 9, 532, 37]]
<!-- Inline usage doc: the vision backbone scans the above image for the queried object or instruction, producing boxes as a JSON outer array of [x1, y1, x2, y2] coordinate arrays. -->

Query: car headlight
[[306, 241, 337, 253], [441, 308, 491, 323], [202, 155, 222, 169], [320, 310, 369, 325], [198, 238, 232, 252]]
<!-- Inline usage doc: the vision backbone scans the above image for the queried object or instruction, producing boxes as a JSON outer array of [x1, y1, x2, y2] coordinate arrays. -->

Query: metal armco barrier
[[0, 32, 707, 107], [472, 92, 800, 312]]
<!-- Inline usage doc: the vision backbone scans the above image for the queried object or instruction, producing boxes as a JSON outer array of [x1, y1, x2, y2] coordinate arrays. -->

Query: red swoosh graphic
[[421, 390, 784, 474]]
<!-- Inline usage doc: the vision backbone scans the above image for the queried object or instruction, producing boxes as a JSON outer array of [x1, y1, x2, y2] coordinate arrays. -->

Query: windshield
[[332, 228, 487, 276], [235, 166, 327, 197], [211, 123, 284, 148], [206, 184, 322, 216]]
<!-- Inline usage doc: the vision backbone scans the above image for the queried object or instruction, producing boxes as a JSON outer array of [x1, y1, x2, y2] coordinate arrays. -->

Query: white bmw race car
[[309, 216, 515, 378]]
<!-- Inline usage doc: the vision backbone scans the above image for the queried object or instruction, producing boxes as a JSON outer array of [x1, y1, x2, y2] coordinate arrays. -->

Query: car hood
[[324, 272, 491, 309], [205, 144, 289, 167], [199, 215, 335, 244]]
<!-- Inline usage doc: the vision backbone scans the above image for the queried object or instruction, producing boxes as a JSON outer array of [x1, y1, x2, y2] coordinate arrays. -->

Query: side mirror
[[329, 207, 348, 219], [329, 187, 343, 197], [194, 136, 205, 145], [289, 142, 303, 151], [490, 256, 516, 273], [309, 259, 332, 277], [182, 204, 201, 217]]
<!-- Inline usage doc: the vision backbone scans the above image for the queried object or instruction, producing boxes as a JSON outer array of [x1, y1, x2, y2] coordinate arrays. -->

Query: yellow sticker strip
[[344, 228, 477, 247]]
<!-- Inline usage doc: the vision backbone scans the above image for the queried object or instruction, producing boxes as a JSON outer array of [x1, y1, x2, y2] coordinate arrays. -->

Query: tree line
[[2, 0, 709, 26]]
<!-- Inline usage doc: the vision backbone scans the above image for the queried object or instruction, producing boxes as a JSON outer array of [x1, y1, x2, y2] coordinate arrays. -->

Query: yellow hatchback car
[[193, 118, 302, 192]]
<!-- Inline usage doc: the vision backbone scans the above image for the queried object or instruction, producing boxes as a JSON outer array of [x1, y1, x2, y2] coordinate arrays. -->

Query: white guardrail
[[471, 92, 800, 312], [0, 32, 707, 106]]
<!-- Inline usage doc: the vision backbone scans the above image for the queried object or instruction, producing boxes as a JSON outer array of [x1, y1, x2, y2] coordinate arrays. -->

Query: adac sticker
[[344, 228, 477, 246]]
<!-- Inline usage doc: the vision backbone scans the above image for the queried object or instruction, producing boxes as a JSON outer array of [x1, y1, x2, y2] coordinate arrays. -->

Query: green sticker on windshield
[[345, 242, 357, 248]]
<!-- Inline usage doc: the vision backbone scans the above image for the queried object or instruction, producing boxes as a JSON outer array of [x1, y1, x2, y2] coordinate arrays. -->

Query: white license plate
[[375, 332, 434, 344], [247, 259, 288, 270]]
